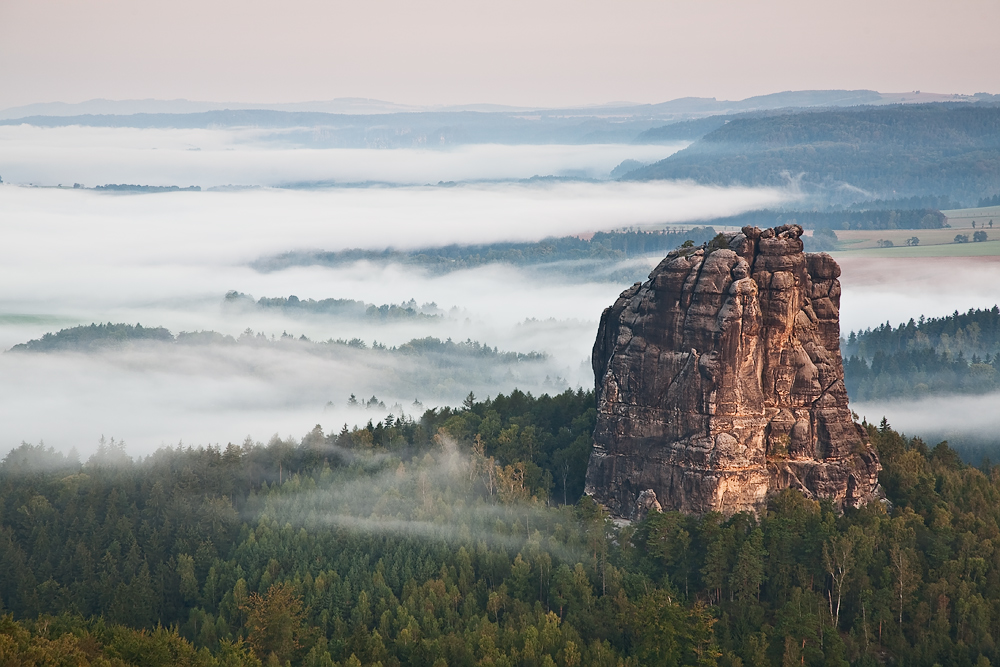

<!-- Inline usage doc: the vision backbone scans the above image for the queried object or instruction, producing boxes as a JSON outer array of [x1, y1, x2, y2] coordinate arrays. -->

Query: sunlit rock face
[[585, 225, 881, 517]]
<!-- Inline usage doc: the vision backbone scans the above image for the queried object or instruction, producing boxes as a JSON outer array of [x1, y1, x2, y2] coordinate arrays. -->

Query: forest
[[842, 307, 1000, 400], [628, 104, 1000, 203], [251, 228, 721, 279], [223, 294, 442, 321], [94, 184, 202, 193], [698, 209, 945, 233], [8, 323, 541, 364], [4, 389, 1000, 666]]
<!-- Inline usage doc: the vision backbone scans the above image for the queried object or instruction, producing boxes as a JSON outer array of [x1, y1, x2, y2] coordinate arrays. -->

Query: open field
[[942, 205, 1000, 223], [831, 221, 1000, 257], [832, 239, 1000, 258]]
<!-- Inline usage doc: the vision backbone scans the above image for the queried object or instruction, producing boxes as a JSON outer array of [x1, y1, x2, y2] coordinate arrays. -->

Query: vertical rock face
[[585, 225, 880, 517]]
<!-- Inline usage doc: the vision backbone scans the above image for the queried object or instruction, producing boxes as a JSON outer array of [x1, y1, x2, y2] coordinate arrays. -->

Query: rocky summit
[[585, 225, 881, 518]]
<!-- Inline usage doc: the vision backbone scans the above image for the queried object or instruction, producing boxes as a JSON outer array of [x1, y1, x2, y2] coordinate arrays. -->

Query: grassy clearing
[[829, 220, 999, 256], [831, 239, 1000, 258], [942, 205, 1000, 222]]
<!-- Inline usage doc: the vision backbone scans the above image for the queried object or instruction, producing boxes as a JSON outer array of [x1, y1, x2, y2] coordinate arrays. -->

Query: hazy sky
[[2, 0, 998, 109]]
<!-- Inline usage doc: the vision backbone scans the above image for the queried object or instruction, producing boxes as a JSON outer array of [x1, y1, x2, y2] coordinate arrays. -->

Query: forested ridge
[[843, 307, 1000, 400], [628, 104, 1000, 203], [251, 228, 721, 278], [696, 209, 946, 233], [224, 294, 442, 321], [8, 323, 543, 365], [3, 388, 1000, 666]]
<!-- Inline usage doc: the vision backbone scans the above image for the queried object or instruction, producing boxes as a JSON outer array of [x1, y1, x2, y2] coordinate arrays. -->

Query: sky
[[2, 0, 999, 110]]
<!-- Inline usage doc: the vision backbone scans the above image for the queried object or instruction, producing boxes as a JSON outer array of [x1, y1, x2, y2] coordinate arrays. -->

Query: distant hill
[[224, 293, 441, 321], [8, 323, 173, 352], [4, 90, 990, 148], [7, 322, 544, 364], [627, 104, 1000, 204], [95, 184, 201, 193], [0, 109, 664, 147], [251, 227, 721, 279], [4, 89, 964, 122], [633, 115, 734, 143]]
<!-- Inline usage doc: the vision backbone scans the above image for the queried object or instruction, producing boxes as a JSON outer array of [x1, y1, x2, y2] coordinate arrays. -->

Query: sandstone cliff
[[585, 225, 880, 518]]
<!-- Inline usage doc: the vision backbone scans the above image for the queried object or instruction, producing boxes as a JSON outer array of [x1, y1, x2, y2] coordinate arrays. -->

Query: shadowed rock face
[[585, 225, 881, 518]]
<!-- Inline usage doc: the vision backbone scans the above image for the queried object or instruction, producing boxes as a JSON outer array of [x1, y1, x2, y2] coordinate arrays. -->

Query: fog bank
[[0, 125, 686, 186], [853, 392, 1000, 455], [3, 131, 994, 461], [837, 256, 1000, 335]]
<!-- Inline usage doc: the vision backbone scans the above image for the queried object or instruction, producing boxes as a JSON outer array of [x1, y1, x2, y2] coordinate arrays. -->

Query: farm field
[[831, 220, 999, 257], [942, 205, 1000, 224], [832, 239, 1000, 258]]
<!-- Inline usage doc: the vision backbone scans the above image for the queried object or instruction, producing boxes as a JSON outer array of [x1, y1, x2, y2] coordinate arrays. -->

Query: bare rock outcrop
[[585, 225, 880, 517]]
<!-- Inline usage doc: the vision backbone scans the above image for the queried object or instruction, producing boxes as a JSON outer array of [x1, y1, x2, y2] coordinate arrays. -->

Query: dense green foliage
[[0, 614, 261, 666], [5, 390, 1000, 666], [629, 104, 1000, 203], [843, 307, 1000, 400], [251, 228, 720, 279], [978, 195, 1000, 208]]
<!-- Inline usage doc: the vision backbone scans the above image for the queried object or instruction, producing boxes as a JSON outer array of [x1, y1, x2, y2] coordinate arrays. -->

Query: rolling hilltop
[[628, 104, 1000, 203]]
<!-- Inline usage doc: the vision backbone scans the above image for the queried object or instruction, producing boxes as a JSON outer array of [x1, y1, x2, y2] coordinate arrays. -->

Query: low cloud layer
[[837, 256, 1000, 335], [1, 175, 793, 456], [2, 129, 996, 460], [0, 338, 567, 454], [0, 125, 687, 186], [853, 391, 1000, 452]]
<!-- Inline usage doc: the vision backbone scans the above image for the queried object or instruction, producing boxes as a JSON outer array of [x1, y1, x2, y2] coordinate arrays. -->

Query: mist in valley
[[0, 124, 687, 186], [836, 255, 1000, 457], [3, 124, 1000, 461], [6, 0, 1000, 660], [0, 127, 799, 457]]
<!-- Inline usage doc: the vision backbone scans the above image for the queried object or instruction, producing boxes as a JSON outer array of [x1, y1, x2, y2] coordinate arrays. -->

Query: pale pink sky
[[2, 0, 998, 109]]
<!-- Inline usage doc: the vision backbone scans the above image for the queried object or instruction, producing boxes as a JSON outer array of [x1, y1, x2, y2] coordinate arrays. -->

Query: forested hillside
[[843, 307, 1000, 400], [695, 208, 946, 233], [10, 324, 543, 364], [4, 389, 1000, 666], [628, 104, 1000, 203], [223, 294, 441, 321], [8, 323, 175, 352], [251, 228, 721, 279]]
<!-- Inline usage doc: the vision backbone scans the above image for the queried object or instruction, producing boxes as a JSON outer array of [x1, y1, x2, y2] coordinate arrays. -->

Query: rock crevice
[[585, 225, 881, 517]]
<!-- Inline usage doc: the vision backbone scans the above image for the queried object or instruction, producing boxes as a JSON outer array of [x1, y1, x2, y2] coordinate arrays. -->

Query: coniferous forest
[[842, 307, 1000, 400], [3, 389, 1000, 667]]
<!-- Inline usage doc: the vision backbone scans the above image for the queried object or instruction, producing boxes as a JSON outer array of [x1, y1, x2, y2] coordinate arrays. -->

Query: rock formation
[[585, 225, 880, 517]]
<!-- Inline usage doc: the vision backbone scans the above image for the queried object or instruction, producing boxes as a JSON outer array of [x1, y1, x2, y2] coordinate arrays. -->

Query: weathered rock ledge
[[585, 225, 881, 518]]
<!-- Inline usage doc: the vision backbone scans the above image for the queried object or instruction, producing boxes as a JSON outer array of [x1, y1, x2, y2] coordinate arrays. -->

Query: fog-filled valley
[[4, 119, 1000, 460], [0, 125, 798, 456], [0, 124, 690, 186], [6, 5, 1000, 656], [11, 0, 1000, 662]]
